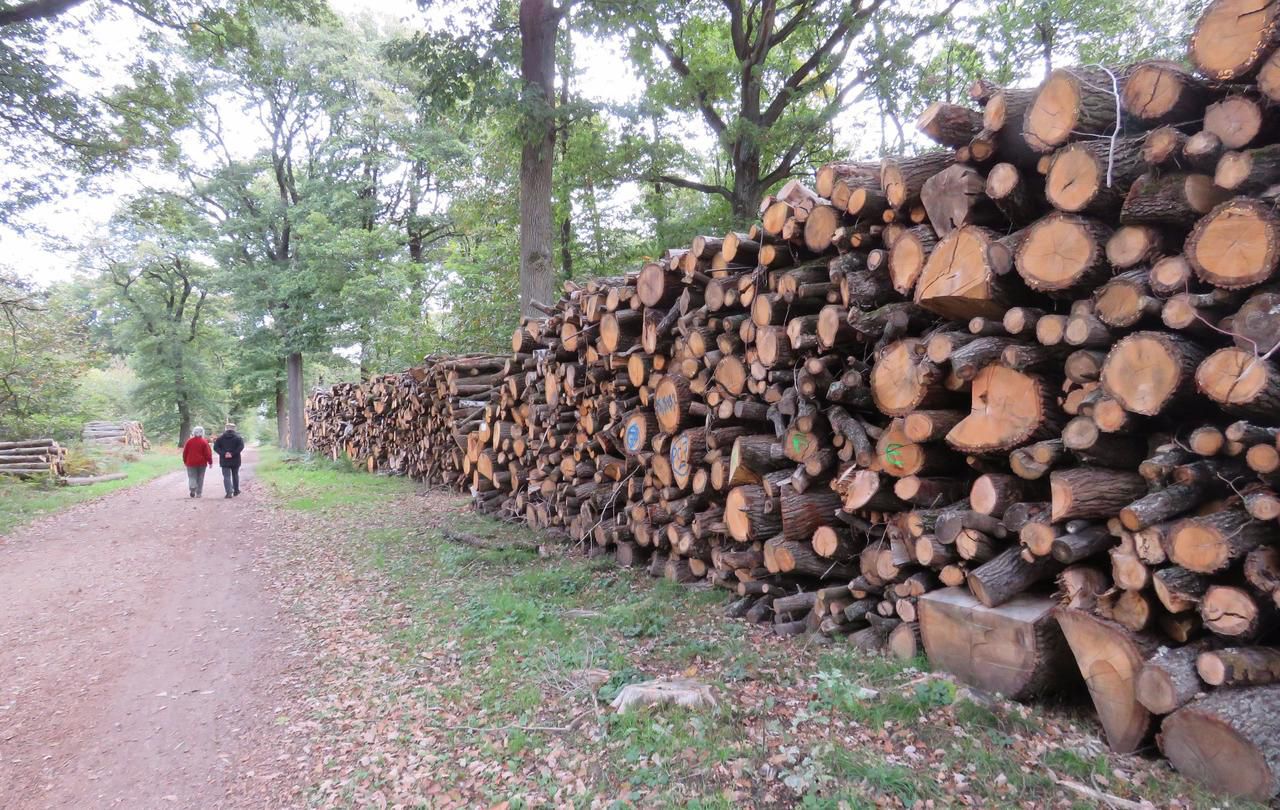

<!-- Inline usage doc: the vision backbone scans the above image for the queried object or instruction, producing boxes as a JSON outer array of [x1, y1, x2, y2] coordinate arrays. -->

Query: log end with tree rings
[[1055, 607, 1157, 754], [1148, 254, 1194, 297], [984, 161, 1020, 202], [1015, 212, 1112, 292], [915, 225, 1006, 320], [887, 226, 931, 296], [761, 200, 792, 236], [1215, 149, 1256, 191], [713, 353, 749, 396], [1196, 347, 1280, 415], [1101, 331, 1203, 416], [1190, 0, 1280, 80], [876, 421, 932, 478], [981, 89, 1011, 130], [755, 326, 792, 368], [1201, 585, 1266, 640], [1143, 125, 1186, 166], [803, 205, 841, 254], [946, 366, 1053, 454], [1022, 69, 1093, 153], [880, 157, 907, 209], [870, 339, 942, 416], [1093, 270, 1153, 328], [1121, 60, 1196, 123], [1187, 198, 1280, 289], [559, 320, 580, 352], [1184, 173, 1232, 216], [653, 374, 691, 434], [626, 353, 651, 388], [1045, 143, 1106, 213], [1159, 684, 1280, 800], [637, 261, 672, 308], [816, 305, 846, 349], [1204, 95, 1266, 149]]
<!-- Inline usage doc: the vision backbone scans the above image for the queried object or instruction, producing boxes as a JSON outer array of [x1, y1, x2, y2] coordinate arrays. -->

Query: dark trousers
[[222, 466, 240, 495]]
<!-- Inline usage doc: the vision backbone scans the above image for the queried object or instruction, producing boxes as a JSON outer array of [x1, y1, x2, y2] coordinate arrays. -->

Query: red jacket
[[183, 436, 213, 467]]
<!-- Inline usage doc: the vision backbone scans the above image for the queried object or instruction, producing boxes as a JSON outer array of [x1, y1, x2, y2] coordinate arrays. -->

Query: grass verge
[[0, 447, 178, 535], [256, 458, 1263, 809]]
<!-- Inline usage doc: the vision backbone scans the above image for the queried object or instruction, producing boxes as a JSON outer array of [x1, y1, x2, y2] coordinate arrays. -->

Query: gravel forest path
[[0, 450, 296, 810]]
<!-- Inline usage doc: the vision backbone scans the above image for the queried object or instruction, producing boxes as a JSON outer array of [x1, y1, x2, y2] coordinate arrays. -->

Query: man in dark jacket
[[213, 423, 245, 499]]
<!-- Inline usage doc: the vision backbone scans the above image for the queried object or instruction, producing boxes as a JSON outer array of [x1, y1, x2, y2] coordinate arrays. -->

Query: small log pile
[[306, 1, 1280, 798], [0, 439, 66, 477], [82, 421, 148, 450]]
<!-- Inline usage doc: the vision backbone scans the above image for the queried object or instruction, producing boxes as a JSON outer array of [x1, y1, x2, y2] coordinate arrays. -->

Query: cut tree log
[[1186, 197, 1280, 289], [1022, 67, 1128, 154], [1189, 0, 1280, 80], [1159, 684, 1280, 800], [918, 588, 1072, 700], [1055, 607, 1161, 753], [1137, 641, 1212, 715]]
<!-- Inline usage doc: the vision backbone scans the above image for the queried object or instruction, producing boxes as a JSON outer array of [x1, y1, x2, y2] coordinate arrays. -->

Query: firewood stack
[[0, 439, 67, 477], [82, 421, 148, 450], [306, 354, 508, 486], [307, 1, 1280, 798]]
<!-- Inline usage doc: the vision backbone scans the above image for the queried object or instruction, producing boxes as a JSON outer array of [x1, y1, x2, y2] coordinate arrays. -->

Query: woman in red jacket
[[182, 426, 213, 498]]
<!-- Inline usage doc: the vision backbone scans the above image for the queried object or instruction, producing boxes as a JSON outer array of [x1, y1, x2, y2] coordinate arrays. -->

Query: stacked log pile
[[305, 354, 508, 487], [0, 439, 66, 477], [82, 421, 148, 450], [305, 0, 1280, 798]]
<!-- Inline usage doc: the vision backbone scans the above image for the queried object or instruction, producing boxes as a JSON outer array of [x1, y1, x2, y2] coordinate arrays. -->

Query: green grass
[[255, 447, 417, 510], [0, 448, 179, 534], [254, 459, 1271, 809]]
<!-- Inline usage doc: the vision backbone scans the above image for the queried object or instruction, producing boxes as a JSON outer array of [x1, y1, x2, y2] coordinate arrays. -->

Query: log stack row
[[0, 438, 67, 477], [82, 421, 148, 450], [305, 0, 1280, 798], [305, 354, 509, 487]]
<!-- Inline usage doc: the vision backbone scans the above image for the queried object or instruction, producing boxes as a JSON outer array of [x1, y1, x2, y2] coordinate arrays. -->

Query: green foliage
[[91, 195, 230, 443], [976, 0, 1197, 82], [0, 269, 105, 440], [0, 0, 323, 226]]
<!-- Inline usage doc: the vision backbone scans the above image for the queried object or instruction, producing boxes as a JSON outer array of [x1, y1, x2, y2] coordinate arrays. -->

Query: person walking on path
[[182, 426, 213, 498], [213, 423, 245, 498]]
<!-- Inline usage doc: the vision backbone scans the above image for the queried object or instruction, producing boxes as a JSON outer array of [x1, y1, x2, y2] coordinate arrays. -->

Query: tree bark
[[518, 0, 561, 318], [287, 351, 306, 452]]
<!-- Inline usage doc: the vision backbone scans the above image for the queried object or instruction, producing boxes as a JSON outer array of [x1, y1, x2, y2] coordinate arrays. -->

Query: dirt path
[[0, 450, 296, 810]]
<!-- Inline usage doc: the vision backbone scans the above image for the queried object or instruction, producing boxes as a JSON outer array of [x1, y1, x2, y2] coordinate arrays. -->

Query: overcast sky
[[1, 0, 648, 286]]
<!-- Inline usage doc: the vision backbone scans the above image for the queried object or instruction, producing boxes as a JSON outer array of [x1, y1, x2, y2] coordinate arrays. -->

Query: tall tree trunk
[[177, 397, 192, 447], [730, 162, 762, 226], [286, 352, 306, 452], [173, 345, 191, 446], [518, 0, 559, 317], [275, 377, 287, 450], [648, 113, 668, 242]]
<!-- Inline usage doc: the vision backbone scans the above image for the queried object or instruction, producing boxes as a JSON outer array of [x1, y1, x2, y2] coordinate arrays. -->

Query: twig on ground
[[442, 529, 539, 553], [1054, 777, 1151, 810]]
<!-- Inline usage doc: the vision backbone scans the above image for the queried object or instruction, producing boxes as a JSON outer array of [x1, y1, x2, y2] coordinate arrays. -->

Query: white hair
[[193, 426, 205, 437]]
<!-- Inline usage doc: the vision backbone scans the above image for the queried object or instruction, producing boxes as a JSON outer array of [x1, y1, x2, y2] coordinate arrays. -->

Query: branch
[[723, 0, 747, 57], [652, 174, 732, 200], [651, 37, 729, 135], [761, 1, 880, 127], [0, 0, 87, 26], [187, 291, 207, 343]]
